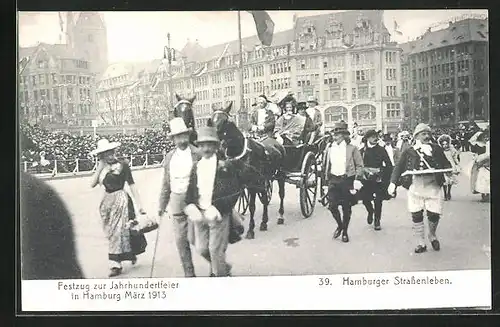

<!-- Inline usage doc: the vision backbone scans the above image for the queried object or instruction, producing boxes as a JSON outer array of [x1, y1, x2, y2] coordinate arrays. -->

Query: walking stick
[[149, 213, 164, 278]]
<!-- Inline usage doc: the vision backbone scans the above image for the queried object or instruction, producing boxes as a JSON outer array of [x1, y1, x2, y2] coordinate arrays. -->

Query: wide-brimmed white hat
[[169, 117, 191, 136], [90, 139, 121, 156]]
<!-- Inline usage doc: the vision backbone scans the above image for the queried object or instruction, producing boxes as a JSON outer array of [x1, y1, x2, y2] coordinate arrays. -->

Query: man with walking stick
[[157, 118, 201, 277]]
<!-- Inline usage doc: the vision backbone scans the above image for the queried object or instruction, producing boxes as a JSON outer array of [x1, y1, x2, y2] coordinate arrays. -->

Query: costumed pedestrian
[[90, 139, 147, 277], [158, 118, 201, 277], [388, 123, 452, 253], [184, 127, 242, 277], [437, 134, 460, 201], [323, 121, 364, 242], [468, 130, 490, 202], [274, 100, 311, 146], [359, 130, 393, 230]]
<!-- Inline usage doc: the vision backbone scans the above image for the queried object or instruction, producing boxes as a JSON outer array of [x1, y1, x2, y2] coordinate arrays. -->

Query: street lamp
[[163, 33, 175, 113]]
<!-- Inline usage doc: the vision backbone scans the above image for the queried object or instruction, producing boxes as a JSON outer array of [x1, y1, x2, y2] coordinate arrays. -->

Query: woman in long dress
[[437, 134, 460, 201], [473, 136, 490, 202], [90, 139, 147, 277], [274, 101, 307, 146]]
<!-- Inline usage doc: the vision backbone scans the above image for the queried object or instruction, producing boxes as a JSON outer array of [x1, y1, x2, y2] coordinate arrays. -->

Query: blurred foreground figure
[[21, 172, 83, 279]]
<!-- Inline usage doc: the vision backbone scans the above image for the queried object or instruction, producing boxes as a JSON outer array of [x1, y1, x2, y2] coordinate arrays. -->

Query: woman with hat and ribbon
[[158, 117, 201, 277], [323, 121, 364, 243], [90, 138, 147, 277], [388, 123, 452, 254], [437, 134, 460, 201]]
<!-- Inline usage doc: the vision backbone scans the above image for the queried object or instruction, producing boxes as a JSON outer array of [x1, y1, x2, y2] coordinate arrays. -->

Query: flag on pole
[[192, 63, 208, 77], [248, 11, 275, 47], [215, 43, 230, 68], [19, 56, 30, 75], [58, 12, 64, 32], [394, 20, 403, 36], [128, 80, 140, 91]]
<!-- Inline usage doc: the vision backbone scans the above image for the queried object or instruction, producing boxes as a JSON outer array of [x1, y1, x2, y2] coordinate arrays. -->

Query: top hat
[[332, 121, 349, 134], [169, 118, 190, 136], [306, 95, 319, 104], [90, 139, 121, 156], [364, 129, 379, 140], [196, 127, 220, 144], [413, 123, 431, 138]]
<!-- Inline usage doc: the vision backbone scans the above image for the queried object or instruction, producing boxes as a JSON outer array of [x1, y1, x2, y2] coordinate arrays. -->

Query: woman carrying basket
[[90, 139, 147, 277]]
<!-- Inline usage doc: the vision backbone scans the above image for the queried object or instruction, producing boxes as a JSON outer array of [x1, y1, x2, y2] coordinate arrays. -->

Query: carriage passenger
[[249, 95, 276, 139], [305, 96, 323, 137], [274, 101, 308, 146]]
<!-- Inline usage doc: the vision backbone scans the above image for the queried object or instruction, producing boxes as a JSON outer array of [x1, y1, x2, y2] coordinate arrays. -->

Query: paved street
[[47, 152, 490, 278]]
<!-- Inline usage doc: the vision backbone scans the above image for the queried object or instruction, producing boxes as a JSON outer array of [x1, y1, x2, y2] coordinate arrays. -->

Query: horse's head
[[173, 93, 196, 129], [208, 102, 244, 157]]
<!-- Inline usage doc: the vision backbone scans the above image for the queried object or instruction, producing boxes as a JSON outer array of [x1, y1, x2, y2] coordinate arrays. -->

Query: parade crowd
[[21, 94, 490, 280]]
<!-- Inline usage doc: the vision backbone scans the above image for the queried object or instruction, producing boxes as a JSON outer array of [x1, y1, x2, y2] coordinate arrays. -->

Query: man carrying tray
[[387, 123, 452, 254]]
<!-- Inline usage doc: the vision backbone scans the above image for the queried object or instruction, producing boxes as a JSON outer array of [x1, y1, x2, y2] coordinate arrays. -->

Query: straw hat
[[332, 121, 349, 134], [90, 139, 121, 156], [168, 118, 190, 136], [306, 95, 319, 104]]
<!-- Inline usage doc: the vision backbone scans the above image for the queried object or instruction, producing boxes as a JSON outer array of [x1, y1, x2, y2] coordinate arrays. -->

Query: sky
[[18, 9, 488, 63]]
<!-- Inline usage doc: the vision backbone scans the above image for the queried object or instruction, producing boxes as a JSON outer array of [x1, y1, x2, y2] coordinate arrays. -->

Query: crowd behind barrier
[[20, 124, 175, 176]]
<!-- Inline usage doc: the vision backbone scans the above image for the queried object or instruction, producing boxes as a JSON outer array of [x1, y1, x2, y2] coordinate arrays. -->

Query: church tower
[[72, 12, 109, 76]]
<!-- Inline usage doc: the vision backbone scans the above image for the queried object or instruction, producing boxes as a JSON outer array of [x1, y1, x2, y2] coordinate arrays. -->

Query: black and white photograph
[[18, 9, 491, 311]]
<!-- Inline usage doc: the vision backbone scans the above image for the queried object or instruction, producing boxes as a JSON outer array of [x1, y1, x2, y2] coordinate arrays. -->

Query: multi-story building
[[18, 12, 108, 126], [152, 10, 404, 132], [400, 16, 489, 128]]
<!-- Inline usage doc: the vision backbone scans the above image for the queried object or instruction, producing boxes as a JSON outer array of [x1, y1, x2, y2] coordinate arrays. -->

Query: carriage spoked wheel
[[237, 187, 250, 215], [257, 179, 273, 203], [318, 148, 329, 207], [299, 152, 318, 218]]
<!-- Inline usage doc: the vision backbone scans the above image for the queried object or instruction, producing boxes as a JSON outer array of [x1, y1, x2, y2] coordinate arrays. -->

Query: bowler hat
[[196, 127, 220, 144], [332, 121, 349, 134], [364, 129, 378, 139], [169, 118, 190, 136]]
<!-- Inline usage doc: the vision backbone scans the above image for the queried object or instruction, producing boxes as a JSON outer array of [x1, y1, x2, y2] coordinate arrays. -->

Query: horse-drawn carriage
[[236, 128, 331, 218]]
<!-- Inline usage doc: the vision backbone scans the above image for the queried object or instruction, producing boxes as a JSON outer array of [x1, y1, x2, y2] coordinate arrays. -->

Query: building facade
[[400, 16, 489, 128], [155, 10, 404, 132], [18, 12, 109, 127], [18, 43, 96, 126]]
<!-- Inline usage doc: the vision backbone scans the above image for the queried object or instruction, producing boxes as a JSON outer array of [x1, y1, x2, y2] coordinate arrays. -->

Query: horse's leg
[[259, 189, 269, 232], [277, 173, 286, 225], [246, 190, 257, 239]]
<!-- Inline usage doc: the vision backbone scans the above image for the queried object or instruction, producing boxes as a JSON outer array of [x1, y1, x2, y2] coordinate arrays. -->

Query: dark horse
[[209, 102, 287, 239], [173, 93, 197, 144]]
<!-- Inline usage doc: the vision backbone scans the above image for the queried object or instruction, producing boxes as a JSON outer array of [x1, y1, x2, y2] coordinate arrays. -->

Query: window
[[386, 86, 397, 97], [352, 104, 376, 121], [386, 103, 401, 118], [352, 88, 357, 100], [358, 85, 369, 99]]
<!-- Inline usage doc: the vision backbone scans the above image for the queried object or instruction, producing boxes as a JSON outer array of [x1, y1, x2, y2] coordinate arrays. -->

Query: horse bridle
[[211, 110, 250, 161]]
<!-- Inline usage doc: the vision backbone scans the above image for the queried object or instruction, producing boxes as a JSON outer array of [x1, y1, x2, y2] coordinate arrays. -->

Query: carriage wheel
[[258, 179, 273, 203], [318, 147, 329, 207], [300, 152, 318, 218], [237, 188, 250, 215]]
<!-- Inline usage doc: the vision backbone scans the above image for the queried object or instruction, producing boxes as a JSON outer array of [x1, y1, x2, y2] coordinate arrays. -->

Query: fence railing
[[21, 153, 166, 178]]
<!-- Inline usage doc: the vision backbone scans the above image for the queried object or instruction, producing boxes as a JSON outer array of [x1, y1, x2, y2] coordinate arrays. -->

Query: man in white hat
[[305, 95, 323, 137], [249, 95, 276, 139], [388, 123, 452, 254], [158, 118, 201, 277]]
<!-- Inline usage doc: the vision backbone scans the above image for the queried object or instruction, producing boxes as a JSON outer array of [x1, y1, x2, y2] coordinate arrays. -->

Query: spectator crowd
[[20, 124, 175, 174]]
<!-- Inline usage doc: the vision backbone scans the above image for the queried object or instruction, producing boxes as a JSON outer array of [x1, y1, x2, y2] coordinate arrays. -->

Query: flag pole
[[237, 11, 245, 128]]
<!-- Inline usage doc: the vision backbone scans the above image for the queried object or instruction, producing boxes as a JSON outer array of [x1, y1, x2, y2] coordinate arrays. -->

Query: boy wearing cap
[[388, 123, 452, 253], [158, 118, 201, 277], [184, 127, 240, 277], [323, 121, 364, 243]]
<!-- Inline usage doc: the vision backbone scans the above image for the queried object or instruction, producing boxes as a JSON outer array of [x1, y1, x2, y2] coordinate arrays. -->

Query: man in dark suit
[[359, 130, 393, 231], [158, 118, 201, 277]]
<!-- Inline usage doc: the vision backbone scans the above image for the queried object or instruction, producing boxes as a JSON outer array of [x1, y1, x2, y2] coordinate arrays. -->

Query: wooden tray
[[401, 168, 454, 176]]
